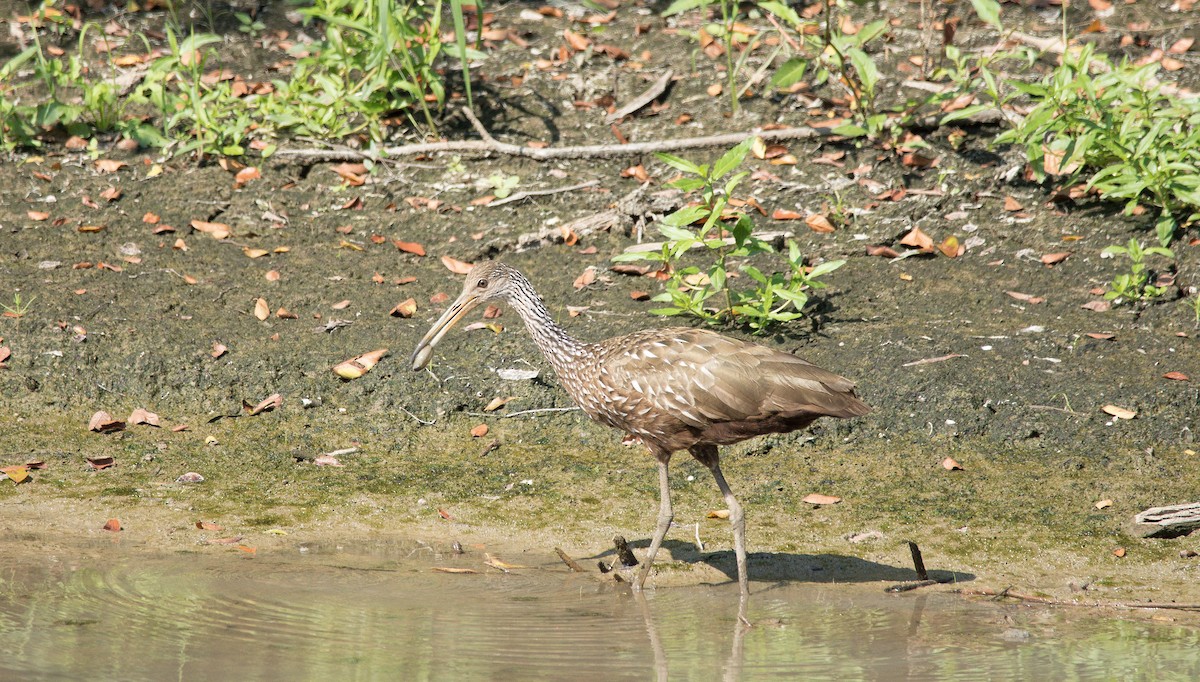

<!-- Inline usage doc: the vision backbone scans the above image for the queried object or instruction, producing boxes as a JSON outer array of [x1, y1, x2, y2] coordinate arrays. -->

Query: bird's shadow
[[592, 538, 974, 585]]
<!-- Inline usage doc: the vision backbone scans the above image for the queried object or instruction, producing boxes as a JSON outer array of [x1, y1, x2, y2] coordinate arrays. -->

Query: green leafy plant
[[613, 138, 844, 331], [1101, 239, 1175, 304], [486, 172, 520, 199], [994, 44, 1200, 247], [1, 293, 35, 318]]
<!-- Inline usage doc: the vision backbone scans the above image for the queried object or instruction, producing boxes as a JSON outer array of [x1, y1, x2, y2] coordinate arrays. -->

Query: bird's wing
[[602, 328, 866, 428]]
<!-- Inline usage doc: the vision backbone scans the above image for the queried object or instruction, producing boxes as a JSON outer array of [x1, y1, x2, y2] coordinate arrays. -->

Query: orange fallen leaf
[[332, 349, 388, 380], [99, 187, 122, 202], [942, 457, 963, 471], [102, 518, 122, 532], [1006, 291, 1045, 304], [234, 166, 261, 186], [87, 455, 115, 469], [1, 466, 29, 484], [802, 493, 841, 505], [805, 213, 836, 233], [573, 266, 597, 290], [196, 520, 224, 531], [1163, 371, 1190, 381], [441, 255, 473, 274], [128, 408, 161, 427], [265, 270, 281, 282], [866, 244, 901, 258], [88, 411, 125, 433], [1101, 404, 1136, 420], [1113, 547, 1126, 558], [243, 247, 269, 259], [1094, 499, 1113, 510], [1041, 252, 1070, 265], [938, 235, 963, 258], [94, 159, 127, 173], [394, 240, 426, 256], [483, 396, 513, 412], [1085, 332, 1115, 340], [211, 342, 228, 358], [771, 208, 804, 221], [247, 393, 282, 415], [707, 509, 731, 519], [191, 220, 231, 240], [253, 297, 270, 320], [390, 298, 418, 317], [331, 299, 351, 310], [470, 423, 490, 437], [27, 210, 50, 221], [1003, 196, 1023, 212], [899, 227, 934, 251], [563, 28, 590, 51]]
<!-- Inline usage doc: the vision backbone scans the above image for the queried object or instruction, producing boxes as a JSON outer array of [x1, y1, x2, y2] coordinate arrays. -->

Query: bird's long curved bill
[[410, 293, 479, 370]]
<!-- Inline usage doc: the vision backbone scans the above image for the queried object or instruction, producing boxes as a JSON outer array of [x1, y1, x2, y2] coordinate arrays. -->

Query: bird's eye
[[477, 278, 488, 289]]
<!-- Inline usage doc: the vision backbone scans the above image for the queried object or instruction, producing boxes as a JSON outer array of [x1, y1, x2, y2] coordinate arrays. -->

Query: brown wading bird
[[411, 262, 870, 593]]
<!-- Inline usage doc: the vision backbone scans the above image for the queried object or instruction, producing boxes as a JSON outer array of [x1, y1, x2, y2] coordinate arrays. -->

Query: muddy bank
[[2, 0, 1199, 617]]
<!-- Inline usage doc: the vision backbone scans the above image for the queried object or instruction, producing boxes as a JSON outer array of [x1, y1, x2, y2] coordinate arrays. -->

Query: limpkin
[[411, 261, 870, 593]]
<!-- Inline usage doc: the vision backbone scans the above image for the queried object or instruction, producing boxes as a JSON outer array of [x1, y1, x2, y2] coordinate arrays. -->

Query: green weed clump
[[613, 138, 845, 332]]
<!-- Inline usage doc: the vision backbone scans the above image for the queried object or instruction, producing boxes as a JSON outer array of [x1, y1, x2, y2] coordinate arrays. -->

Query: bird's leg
[[691, 444, 748, 595], [635, 452, 673, 591]]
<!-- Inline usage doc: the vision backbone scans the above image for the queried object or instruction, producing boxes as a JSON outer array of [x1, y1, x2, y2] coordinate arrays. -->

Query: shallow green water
[[1, 539, 1197, 681]]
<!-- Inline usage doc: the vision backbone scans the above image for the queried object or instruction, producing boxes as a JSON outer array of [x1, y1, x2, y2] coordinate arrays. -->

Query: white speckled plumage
[[411, 261, 870, 594]]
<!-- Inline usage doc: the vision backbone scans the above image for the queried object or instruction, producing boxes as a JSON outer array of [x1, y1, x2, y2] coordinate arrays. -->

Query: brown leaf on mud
[[0, 346, 10, 364], [88, 411, 125, 433], [331, 162, 368, 186], [771, 208, 804, 221], [441, 255, 473, 274], [1081, 300, 1110, 312], [942, 457, 964, 471], [393, 240, 426, 256], [27, 210, 50, 221], [482, 305, 502, 319], [172, 424, 190, 432], [803, 493, 841, 505], [94, 159, 127, 173], [1041, 252, 1070, 265], [1003, 196, 1023, 212], [390, 298, 418, 318], [211, 342, 228, 358], [265, 270, 281, 282], [1006, 291, 1045, 304], [1163, 371, 1190, 381], [611, 263, 655, 276], [331, 299, 351, 310], [1168, 38, 1194, 54], [806, 213, 835, 234], [191, 220, 231, 240], [432, 567, 480, 574], [567, 305, 590, 317], [1, 466, 29, 485], [1094, 499, 1113, 510], [938, 235, 963, 257], [1113, 547, 1126, 558], [243, 247, 269, 259], [143, 212, 161, 224], [899, 227, 934, 251], [430, 292, 450, 304], [247, 393, 282, 415], [573, 266, 597, 290], [254, 297, 270, 321], [1085, 332, 1115, 340], [621, 164, 649, 182], [1101, 404, 1136, 420], [483, 396, 513, 412], [630, 290, 650, 301], [865, 244, 901, 258], [470, 423, 490, 438], [333, 349, 388, 380], [102, 518, 122, 532], [196, 520, 224, 531], [87, 455, 115, 470], [438, 508, 453, 520], [128, 408, 161, 427], [233, 167, 260, 188], [707, 509, 731, 519], [901, 152, 938, 168], [563, 28, 590, 51], [99, 187, 121, 202], [78, 225, 106, 233]]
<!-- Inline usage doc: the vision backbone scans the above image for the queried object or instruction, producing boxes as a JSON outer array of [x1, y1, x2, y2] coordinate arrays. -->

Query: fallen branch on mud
[[273, 106, 830, 163], [960, 587, 1200, 612]]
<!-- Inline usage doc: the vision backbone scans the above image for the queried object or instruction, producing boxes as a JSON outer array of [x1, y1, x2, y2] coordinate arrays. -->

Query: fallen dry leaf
[[707, 509, 731, 519], [899, 227, 934, 252], [254, 297, 270, 321], [866, 244, 901, 258], [441, 255, 473, 274], [94, 159, 127, 173], [333, 349, 389, 380], [1041, 252, 1070, 265], [265, 270, 281, 282], [128, 408, 160, 427], [772, 208, 804, 221], [211, 342, 228, 358], [1, 466, 29, 484], [190, 220, 231, 240], [1085, 333, 1115, 340], [1006, 291, 1045, 304], [1101, 404, 1136, 420], [390, 298, 418, 317], [196, 520, 224, 531], [1094, 499, 1113, 510], [802, 493, 841, 505], [938, 235, 963, 258], [573, 266, 597, 290], [942, 457, 964, 471], [1003, 196, 1023, 212], [470, 423, 490, 438], [1113, 547, 1126, 558], [331, 299, 351, 310], [247, 393, 282, 415], [805, 213, 836, 233], [102, 518, 122, 532], [563, 28, 590, 51], [1163, 371, 1190, 381], [394, 240, 426, 256], [88, 411, 125, 433], [243, 247, 269, 259], [1081, 300, 1111, 312], [87, 455, 115, 470], [483, 396, 512, 412]]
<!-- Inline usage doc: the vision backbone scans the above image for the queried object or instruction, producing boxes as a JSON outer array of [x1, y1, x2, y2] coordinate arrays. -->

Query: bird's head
[[410, 261, 518, 370]]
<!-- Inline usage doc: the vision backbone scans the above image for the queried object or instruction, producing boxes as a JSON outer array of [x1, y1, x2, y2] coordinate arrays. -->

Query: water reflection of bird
[[411, 261, 870, 593]]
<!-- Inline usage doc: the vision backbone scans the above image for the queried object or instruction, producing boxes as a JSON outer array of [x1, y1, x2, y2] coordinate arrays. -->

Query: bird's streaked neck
[[506, 271, 588, 370]]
